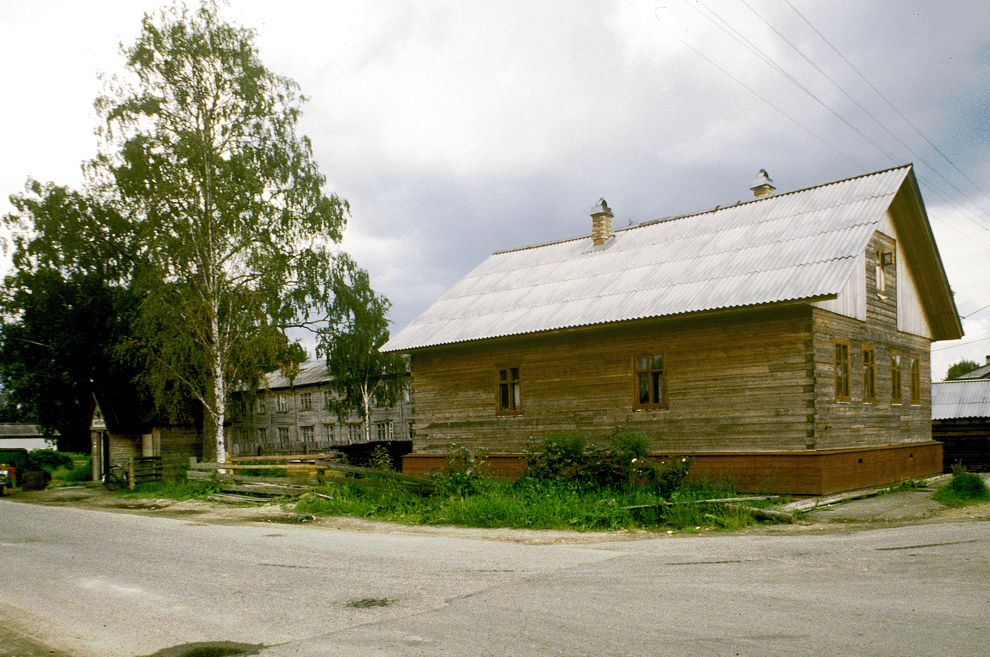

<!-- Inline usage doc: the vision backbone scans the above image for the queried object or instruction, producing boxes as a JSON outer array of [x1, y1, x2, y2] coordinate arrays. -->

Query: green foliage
[[294, 476, 760, 532], [25, 449, 74, 473], [934, 464, 990, 507], [3, 3, 355, 460], [46, 452, 93, 486], [367, 445, 395, 472], [0, 263, 147, 450], [320, 266, 407, 441], [123, 480, 222, 500], [437, 443, 489, 496], [946, 359, 981, 380], [522, 431, 692, 496]]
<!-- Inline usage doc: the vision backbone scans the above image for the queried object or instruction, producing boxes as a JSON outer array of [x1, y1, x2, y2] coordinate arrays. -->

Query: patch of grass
[[294, 476, 767, 532], [48, 453, 94, 486], [122, 480, 222, 500], [934, 465, 990, 507]]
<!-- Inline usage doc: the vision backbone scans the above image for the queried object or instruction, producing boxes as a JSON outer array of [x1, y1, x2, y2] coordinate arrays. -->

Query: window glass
[[635, 353, 666, 408]]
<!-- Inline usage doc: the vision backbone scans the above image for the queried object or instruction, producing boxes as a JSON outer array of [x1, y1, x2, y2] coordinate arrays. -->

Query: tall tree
[[1, 183, 144, 451], [320, 267, 407, 443], [90, 3, 349, 462]]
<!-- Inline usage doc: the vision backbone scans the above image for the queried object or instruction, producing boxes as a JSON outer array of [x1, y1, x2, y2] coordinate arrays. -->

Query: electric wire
[[651, 6, 864, 169], [741, 0, 990, 234], [687, 0, 900, 162], [782, 0, 990, 210]]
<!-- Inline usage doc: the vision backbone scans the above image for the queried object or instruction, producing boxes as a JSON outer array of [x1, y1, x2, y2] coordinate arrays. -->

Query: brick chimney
[[750, 169, 775, 198], [590, 198, 613, 246]]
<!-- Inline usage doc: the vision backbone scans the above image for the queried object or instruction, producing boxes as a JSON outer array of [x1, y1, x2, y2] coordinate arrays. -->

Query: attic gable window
[[634, 353, 666, 409], [497, 367, 522, 415], [874, 248, 894, 296]]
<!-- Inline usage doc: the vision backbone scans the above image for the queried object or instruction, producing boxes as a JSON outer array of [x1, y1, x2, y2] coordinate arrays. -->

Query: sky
[[1, 0, 989, 380]]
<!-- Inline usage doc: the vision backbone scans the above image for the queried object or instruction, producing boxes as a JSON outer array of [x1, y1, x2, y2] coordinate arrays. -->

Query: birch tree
[[320, 267, 407, 443], [92, 3, 348, 462]]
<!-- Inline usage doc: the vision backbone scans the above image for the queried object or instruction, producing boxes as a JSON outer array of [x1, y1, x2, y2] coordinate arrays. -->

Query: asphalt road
[[1, 499, 987, 657]]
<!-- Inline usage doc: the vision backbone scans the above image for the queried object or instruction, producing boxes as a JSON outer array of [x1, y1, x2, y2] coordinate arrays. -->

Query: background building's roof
[[932, 379, 990, 420], [262, 361, 331, 391], [957, 363, 990, 380], [385, 165, 924, 352]]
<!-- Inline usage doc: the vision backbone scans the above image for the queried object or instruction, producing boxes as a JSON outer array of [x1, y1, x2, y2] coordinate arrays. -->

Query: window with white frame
[[277, 426, 289, 446], [301, 425, 314, 446], [299, 392, 313, 411], [323, 423, 335, 445], [376, 421, 393, 442], [276, 395, 289, 413], [347, 424, 362, 443]]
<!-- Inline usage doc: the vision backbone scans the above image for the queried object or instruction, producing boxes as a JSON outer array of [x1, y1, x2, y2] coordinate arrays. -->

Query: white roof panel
[[384, 166, 911, 351], [933, 380, 990, 420]]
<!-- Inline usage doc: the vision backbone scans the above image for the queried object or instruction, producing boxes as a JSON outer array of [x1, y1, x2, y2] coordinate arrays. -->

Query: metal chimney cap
[[591, 198, 612, 216], [750, 169, 774, 189]]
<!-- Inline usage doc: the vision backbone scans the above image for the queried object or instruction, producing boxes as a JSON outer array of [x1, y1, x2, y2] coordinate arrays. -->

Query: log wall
[[411, 306, 817, 454]]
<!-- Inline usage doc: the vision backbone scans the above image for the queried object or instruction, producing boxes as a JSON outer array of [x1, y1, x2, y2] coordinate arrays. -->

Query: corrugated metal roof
[[957, 363, 990, 380], [262, 360, 331, 390], [384, 165, 912, 352], [932, 380, 990, 420]]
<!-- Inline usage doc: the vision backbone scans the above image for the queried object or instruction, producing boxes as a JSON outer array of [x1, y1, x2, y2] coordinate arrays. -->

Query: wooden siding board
[[411, 306, 815, 454]]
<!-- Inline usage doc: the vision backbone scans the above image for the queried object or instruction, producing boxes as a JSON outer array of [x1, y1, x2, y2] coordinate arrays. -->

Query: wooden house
[[229, 360, 412, 456], [382, 165, 963, 494], [89, 398, 202, 483]]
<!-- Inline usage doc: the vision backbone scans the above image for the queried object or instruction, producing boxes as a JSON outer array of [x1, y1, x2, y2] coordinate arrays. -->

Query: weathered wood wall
[[933, 419, 990, 472], [811, 232, 932, 449], [411, 305, 816, 454]]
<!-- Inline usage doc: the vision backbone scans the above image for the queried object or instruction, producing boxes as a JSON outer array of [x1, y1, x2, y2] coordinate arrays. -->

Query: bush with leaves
[[437, 443, 488, 496], [26, 449, 74, 473], [935, 464, 990, 506], [522, 431, 692, 496]]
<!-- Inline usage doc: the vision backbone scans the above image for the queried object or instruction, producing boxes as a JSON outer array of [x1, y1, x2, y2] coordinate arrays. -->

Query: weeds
[[934, 465, 990, 507], [295, 437, 765, 532]]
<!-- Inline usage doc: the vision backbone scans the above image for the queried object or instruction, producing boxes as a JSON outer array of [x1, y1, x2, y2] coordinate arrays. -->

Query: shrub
[[26, 449, 74, 473], [522, 433, 588, 482], [439, 443, 489, 495], [632, 456, 694, 498], [522, 431, 691, 496], [935, 464, 990, 507], [367, 445, 395, 472]]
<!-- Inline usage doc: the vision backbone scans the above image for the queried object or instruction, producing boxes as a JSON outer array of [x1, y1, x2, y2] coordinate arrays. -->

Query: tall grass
[[294, 477, 765, 532]]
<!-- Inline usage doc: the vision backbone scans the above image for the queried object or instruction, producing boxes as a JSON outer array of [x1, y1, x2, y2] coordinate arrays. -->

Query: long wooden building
[[383, 165, 963, 494]]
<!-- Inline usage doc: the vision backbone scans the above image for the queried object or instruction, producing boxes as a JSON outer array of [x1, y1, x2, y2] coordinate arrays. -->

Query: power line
[[782, 0, 990, 211], [932, 334, 990, 352], [741, 0, 990, 234], [651, 6, 864, 170], [961, 302, 990, 320], [686, 0, 900, 163]]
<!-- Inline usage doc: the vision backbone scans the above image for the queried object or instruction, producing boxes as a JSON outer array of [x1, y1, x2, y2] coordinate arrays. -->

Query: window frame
[[862, 345, 876, 403], [276, 394, 289, 413], [276, 426, 289, 446], [299, 392, 313, 411], [890, 350, 903, 405], [633, 352, 668, 409], [910, 356, 921, 405], [323, 423, 335, 445], [496, 366, 522, 415], [834, 340, 851, 402], [255, 398, 267, 414]]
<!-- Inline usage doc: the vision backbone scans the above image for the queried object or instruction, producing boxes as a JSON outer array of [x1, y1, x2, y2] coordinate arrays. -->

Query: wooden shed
[[932, 379, 990, 472], [383, 165, 962, 494]]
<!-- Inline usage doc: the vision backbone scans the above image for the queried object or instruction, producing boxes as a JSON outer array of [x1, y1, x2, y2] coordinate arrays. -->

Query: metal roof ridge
[[490, 164, 910, 255]]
